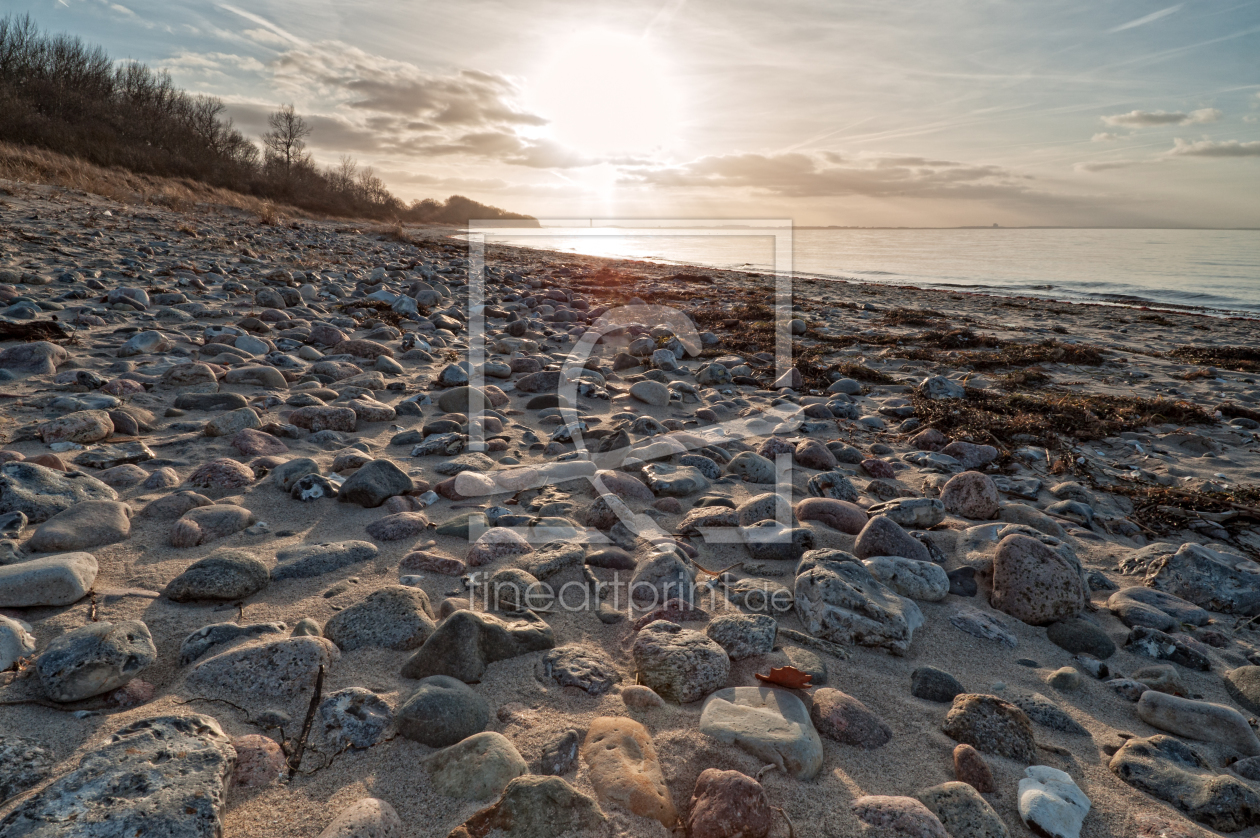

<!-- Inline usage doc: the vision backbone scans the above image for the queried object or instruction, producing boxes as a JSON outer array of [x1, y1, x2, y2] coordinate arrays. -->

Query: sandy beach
[[1, 181, 1260, 838]]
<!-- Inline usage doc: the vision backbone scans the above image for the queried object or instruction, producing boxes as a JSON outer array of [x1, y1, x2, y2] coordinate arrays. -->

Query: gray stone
[[943, 694, 1037, 763], [0, 734, 55, 804], [1110, 735, 1260, 832], [633, 620, 730, 703], [37, 620, 156, 702], [726, 451, 776, 484], [630, 380, 670, 406], [1139, 542, 1260, 615], [1107, 587, 1210, 631], [1125, 626, 1212, 671], [397, 675, 488, 747], [1137, 690, 1260, 755], [188, 636, 338, 699], [401, 610, 555, 683], [705, 613, 777, 660], [271, 540, 379, 581], [445, 775, 605, 838], [811, 687, 893, 749], [1008, 692, 1089, 736], [320, 687, 393, 750], [324, 585, 435, 651], [522, 540, 585, 579], [316, 798, 403, 838], [0, 552, 97, 607], [854, 516, 933, 563], [178, 622, 287, 666], [0, 461, 116, 523], [699, 686, 823, 780], [537, 646, 621, 695], [915, 781, 1010, 838], [0, 715, 235, 838], [949, 606, 1018, 648], [1018, 766, 1090, 838], [630, 551, 696, 605], [165, 550, 270, 602], [1225, 665, 1260, 715], [1046, 617, 1116, 659], [272, 458, 320, 492], [794, 550, 924, 655], [862, 555, 949, 601], [642, 462, 711, 497], [866, 498, 945, 529], [73, 442, 155, 470], [338, 459, 413, 507], [426, 731, 528, 801], [807, 471, 859, 502], [0, 614, 36, 670], [912, 667, 965, 703]]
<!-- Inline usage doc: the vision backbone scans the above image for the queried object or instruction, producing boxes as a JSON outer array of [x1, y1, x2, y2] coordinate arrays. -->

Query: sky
[[12, 0, 1260, 226]]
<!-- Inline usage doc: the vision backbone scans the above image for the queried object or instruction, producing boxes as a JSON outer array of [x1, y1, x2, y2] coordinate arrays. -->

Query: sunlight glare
[[528, 30, 682, 157]]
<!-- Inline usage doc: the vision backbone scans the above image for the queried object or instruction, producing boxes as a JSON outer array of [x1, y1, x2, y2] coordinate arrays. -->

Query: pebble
[[581, 716, 677, 826], [1018, 766, 1091, 838], [942, 693, 1037, 763], [915, 781, 1010, 838], [852, 795, 950, 838], [317, 798, 403, 838], [700, 686, 824, 780], [953, 743, 995, 792], [810, 687, 893, 749], [687, 769, 773, 838], [0, 552, 98, 607], [427, 731, 528, 801], [164, 549, 270, 601], [397, 675, 488, 747]]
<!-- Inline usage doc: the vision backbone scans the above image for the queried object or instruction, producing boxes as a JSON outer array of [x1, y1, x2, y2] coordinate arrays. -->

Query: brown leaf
[[754, 666, 813, 690]]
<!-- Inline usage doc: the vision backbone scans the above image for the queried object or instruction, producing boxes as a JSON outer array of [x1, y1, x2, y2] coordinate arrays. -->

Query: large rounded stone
[[632, 620, 729, 703], [397, 675, 488, 747], [323, 586, 435, 652], [915, 781, 1010, 838], [0, 552, 98, 607], [37, 620, 156, 702], [810, 687, 893, 749], [338, 459, 413, 508], [687, 769, 773, 838], [794, 497, 867, 534], [854, 516, 932, 563], [0, 715, 235, 838], [0, 461, 117, 523], [1137, 691, 1260, 756], [1110, 735, 1260, 833], [1046, 617, 1116, 659], [990, 534, 1085, 626], [794, 550, 925, 655], [941, 472, 1000, 519], [447, 776, 605, 838], [942, 694, 1036, 763], [1225, 666, 1260, 716], [169, 505, 255, 548], [37, 409, 112, 444], [853, 796, 949, 838], [165, 550, 270, 601], [401, 610, 554, 683], [699, 686, 823, 780], [582, 717, 677, 827], [705, 613, 777, 660], [427, 731, 528, 801], [317, 798, 403, 838], [862, 555, 949, 601]]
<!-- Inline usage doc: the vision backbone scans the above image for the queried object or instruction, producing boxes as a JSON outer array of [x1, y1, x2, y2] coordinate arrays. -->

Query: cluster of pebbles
[[0, 187, 1259, 838]]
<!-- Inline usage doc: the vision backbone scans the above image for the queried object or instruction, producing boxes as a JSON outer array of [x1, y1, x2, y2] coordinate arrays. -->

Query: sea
[[475, 227, 1260, 316]]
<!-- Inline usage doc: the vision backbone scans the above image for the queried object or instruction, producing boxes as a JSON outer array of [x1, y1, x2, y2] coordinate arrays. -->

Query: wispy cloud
[[1075, 159, 1143, 172], [620, 151, 1035, 199], [1108, 4, 1183, 33], [1102, 108, 1221, 127], [1167, 138, 1260, 157], [1092, 132, 1122, 142]]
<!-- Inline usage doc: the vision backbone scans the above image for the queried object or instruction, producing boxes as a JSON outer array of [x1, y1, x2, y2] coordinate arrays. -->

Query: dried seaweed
[[879, 307, 944, 327], [833, 361, 895, 384], [1168, 345, 1260, 373], [911, 387, 1215, 447]]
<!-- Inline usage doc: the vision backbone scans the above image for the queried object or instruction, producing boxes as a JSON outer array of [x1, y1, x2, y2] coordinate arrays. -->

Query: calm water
[[480, 227, 1260, 315]]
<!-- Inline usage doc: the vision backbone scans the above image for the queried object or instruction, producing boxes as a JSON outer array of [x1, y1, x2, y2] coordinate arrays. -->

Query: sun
[[527, 29, 683, 157]]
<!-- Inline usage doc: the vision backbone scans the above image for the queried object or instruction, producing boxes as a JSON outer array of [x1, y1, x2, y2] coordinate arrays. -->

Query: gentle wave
[[479, 228, 1260, 315]]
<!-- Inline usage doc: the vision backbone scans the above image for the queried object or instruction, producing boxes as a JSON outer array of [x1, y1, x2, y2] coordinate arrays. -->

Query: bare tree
[[262, 103, 311, 175]]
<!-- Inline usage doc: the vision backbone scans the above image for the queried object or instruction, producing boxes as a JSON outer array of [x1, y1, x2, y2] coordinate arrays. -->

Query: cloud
[[619, 151, 1035, 199], [1092, 132, 1122, 142], [1075, 159, 1141, 172], [1167, 138, 1260, 157], [1108, 4, 1182, 33], [1102, 108, 1221, 127]]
